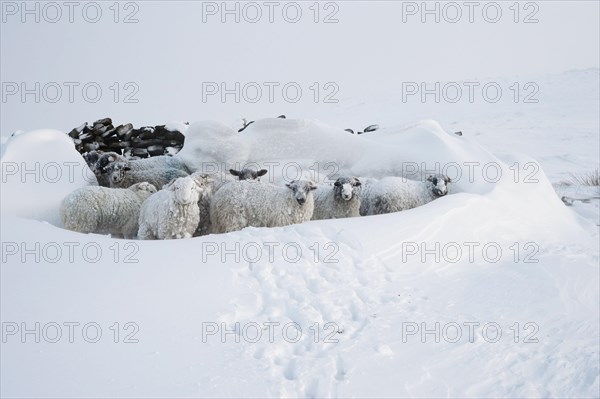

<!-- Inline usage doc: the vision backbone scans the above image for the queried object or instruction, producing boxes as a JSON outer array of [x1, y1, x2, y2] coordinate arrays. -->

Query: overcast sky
[[1, 1, 599, 134]]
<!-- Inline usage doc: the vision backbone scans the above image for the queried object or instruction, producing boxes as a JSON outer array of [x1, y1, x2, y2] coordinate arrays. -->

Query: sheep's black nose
[[297, 198, 306, 205]]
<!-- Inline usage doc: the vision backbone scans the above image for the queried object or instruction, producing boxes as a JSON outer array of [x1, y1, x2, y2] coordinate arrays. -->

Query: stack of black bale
[[67, 118, 186, 158]]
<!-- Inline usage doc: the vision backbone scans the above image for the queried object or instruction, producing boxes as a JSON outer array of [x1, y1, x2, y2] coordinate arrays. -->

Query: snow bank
[[0, 129, 93, 227]]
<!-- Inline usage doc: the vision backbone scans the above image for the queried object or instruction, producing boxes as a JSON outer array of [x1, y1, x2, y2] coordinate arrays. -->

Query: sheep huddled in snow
[[193, 167, 269, 236], [60, 182, 157, 238], [106, 162, 188, 189], [312, 176, 362, 220], [210, 179, 317, 233], [137, 174, 212, 240], [360, 174, 451, 216], [82, 151, 192, 187], [83, 151, 127, 186]]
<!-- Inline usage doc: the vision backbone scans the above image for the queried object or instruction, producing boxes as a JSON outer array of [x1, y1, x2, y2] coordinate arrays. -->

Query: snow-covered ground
[[1, 67, 599, 397], [2, 0, 599, 394]]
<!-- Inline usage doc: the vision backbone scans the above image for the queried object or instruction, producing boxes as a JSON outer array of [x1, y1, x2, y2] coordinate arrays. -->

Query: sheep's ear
[[353, 178, 362, 186], [124, 166, 131, 171], [286, 181, 295, 189], [229, 169, 240, 177], [257, 169, 268, 177], [427, 175, 434, 182], [309, 181, 318, 190], [334, 181, 341, 187], [446, 177, 452, 183]]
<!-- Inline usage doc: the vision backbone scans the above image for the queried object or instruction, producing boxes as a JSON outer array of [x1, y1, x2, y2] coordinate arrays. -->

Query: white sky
[[1, 0, 599, 134]]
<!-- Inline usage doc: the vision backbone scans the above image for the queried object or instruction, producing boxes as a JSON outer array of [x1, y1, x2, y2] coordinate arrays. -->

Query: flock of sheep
[[59, 150, 452, 239]]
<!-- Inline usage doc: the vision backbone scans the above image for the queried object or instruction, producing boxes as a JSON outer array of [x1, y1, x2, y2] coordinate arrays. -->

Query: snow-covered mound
[[0, 129, 93, 227], [1, 119, 598, 398], [178, 120, 249, 171]]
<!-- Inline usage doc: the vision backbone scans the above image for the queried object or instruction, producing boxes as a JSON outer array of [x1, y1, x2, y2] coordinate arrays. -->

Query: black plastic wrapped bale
[[147, 145, 165, 156], [66, 119, 186, 158], [93, 117, 112, 126], [132, 148, 149, 157]]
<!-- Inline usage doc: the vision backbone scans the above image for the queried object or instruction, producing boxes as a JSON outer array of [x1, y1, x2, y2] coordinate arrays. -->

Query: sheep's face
[[108, 162, 131, 185], [333, 177, 361, 201], [427, 174, 451, 197], [131, 182, 158, 198], [97, 152, 122, 175], [169, 177, 202, 205], [230, 168, 268, 181], [286, 180, 317, 206]]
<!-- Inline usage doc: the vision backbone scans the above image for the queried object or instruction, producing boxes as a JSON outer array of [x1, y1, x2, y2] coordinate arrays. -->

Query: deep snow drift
[[1, 129, 94, 226], [1, 116, 598, 397]]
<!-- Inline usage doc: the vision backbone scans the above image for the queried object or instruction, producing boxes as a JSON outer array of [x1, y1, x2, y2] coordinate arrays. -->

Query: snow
[[0, 129, 94, 227], [165, 121, 190, 134], [1, 70, 599, 398], [178, 120, 249, 171]]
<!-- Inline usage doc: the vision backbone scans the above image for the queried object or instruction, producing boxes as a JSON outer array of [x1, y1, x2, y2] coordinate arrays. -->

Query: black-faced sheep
[[209, 179, 317, 234], [60, 182, 157, 238], [83, 151, 127, 186], [360, 174, 451, 216], [312, 177, 362, 220]]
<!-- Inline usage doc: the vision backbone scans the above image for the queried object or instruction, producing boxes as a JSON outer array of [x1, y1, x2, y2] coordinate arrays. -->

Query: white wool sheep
[[360, 174, 451, 216], [128, 155, 192, 174], [60, 182, 157, 238], [193, 167, 268, 236], [137, 174, 211, 240], [210, 179, 317, 234], [108, 161, 190, 189], [312, 176, 362, 220], [83, 152, 190, 187]]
